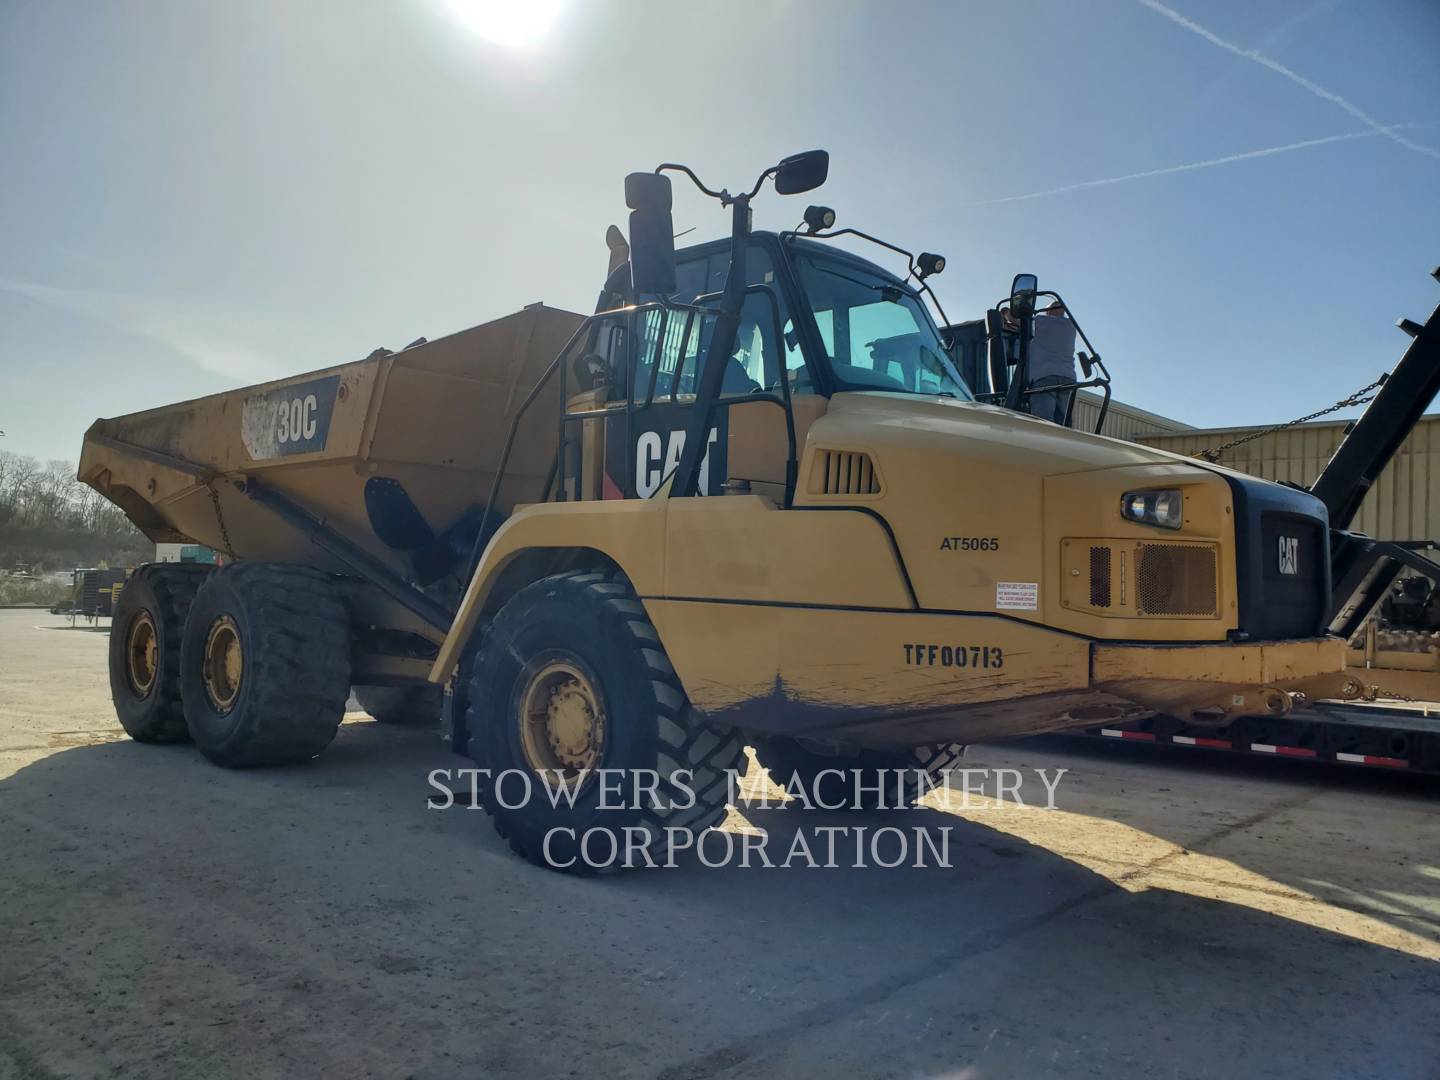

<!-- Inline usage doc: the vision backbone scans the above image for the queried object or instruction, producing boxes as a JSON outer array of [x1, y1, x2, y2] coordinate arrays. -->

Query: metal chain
[[1192, 374, 1388, 462], [207, 481, 235, 557], [1362, 685, 1417, 703]]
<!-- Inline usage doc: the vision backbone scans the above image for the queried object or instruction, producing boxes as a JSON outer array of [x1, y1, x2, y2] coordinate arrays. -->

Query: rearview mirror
[[1010, 273, 1038, 317], [625, 172, 676, 295], [774, 150, 829, 195]]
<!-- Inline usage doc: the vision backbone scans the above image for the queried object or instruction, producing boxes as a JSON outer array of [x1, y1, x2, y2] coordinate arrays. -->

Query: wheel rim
[[125, 612, 159, 699], [202, 615, 244, 714], [518, 658, 607, 778]]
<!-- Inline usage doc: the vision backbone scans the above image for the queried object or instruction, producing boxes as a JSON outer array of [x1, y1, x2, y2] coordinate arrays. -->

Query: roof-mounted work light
[[917, 252, 946, 280], [803, 205, 836, 233]]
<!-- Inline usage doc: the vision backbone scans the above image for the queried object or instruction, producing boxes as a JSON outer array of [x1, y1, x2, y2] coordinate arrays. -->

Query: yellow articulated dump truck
[[81, 151, 1365, 870]]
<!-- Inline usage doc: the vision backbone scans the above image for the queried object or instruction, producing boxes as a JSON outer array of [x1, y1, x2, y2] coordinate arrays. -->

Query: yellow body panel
[[433, 393, 1351, 746]]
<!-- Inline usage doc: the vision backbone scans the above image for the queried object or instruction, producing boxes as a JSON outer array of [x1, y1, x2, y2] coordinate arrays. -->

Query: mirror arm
[[743, 166, 778, 200], [655, 162, 725, 200]]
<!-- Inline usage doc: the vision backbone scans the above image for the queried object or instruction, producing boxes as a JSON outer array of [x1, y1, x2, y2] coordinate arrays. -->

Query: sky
[[1, 0, 1438, 465]]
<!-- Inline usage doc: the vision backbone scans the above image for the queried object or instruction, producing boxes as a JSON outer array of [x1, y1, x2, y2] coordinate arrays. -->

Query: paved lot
[[1, 608, 1438, 1079]]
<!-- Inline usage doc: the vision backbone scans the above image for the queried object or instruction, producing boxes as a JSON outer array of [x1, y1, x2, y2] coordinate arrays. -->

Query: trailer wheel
[[465, 570, 744, 872], [180, 563, 351, 767], [752, 737, 965, 810], [354, 684, 442, 727], [108, 563, 212, 743]]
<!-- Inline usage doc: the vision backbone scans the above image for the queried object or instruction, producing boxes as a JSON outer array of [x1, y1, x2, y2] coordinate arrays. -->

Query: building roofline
[[1145, 411, 1440, 439], [1074, 390, 1194, 431]]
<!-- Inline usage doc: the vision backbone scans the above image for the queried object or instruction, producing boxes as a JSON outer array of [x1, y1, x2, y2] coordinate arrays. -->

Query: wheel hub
[[125, 612, 159, 698], [202, 615, 244, 714], [519, 660, 606, 776]]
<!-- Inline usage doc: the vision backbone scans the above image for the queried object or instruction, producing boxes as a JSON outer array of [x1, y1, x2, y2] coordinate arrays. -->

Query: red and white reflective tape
[[1335, 751, 1409, 769], [1171, 735, 1232, 749], [1086, 729, 1413, 770], [1250, 743, 1317, 757]]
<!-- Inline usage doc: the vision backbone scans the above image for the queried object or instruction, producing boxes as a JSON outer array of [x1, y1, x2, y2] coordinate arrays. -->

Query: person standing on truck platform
[[1026, 300, 1078, 424]]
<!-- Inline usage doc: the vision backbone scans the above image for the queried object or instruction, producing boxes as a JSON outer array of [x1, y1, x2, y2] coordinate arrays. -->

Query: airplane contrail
[[972, 125, 1420, 205], [1136, 0, 1440, 161]]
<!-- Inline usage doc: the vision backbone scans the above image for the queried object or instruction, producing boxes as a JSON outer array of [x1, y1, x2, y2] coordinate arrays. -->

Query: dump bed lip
[[84, 356, 364, 431], [84, 302, 578, 429]]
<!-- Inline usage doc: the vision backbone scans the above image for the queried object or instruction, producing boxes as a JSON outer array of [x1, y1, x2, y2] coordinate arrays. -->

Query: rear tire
[[355, 684, 442, 727], [108, 564, 212, 743], [180, 563, 351, 767], [753, 737, 965, 809], [465, 570, 745, 873]]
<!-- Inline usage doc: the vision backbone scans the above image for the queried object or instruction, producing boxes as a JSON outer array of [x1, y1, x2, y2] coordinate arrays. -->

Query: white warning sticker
[[996, 582, 1038, 611]]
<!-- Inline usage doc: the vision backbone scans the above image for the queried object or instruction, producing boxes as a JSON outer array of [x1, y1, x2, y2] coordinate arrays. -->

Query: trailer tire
[[752, 737, 965, 810], [180, 563, 351, 768], [109, 563, 212, 743], [355, 684, 442, 727], [465, 570, 744, 873]]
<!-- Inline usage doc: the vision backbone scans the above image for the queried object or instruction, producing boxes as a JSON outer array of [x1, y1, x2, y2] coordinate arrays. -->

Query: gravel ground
[[1, 609, 1438, 1079]]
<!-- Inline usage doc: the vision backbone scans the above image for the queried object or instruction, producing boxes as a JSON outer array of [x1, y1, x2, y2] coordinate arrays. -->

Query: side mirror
[[1010, 273, 1038, 317], [774, 150, 829, 195], [625, 172, 676, 295]]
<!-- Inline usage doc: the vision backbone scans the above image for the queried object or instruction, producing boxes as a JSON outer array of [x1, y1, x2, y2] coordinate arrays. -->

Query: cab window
[[794, 251, 972, 398], [634, 244, 803, 400]]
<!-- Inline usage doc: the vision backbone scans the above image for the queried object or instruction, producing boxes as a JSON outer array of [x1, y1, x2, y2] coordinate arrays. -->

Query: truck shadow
[[993, 734, 1440, 946], [1, 721, 1437, 1079]]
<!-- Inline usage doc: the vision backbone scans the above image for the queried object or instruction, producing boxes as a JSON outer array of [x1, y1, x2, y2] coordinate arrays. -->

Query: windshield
[[792, 251, 973, 399]]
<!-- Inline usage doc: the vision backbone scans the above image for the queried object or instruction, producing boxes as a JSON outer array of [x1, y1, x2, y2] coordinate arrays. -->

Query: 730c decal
[[904, 643, 1004, 669]]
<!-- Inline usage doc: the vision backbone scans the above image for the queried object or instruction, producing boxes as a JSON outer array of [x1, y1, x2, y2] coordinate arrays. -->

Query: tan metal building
[[1136, 415, 1440, 542], [1072, 390, 1193, 441]]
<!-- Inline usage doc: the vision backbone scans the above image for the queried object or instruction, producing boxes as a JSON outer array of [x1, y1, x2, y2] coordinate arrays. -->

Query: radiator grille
[[1088, 546, 1112, 608], [1136, 542, 1217, 616], [815, 450, 881, 496]]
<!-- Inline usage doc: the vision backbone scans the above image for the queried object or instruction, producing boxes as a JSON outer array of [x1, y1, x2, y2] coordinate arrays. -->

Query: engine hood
[[823, 392, 1193, 477], [801, 392, 1248, 637]]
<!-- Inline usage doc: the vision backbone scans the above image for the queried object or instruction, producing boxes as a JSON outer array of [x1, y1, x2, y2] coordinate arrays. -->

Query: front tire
[[466, 570, 745, 872], [180, 563, 351, 767], [108, 563, 212, 743], [753, 737, 965, 810]]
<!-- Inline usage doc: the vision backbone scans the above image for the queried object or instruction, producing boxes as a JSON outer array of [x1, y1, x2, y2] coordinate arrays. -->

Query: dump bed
[[80, 304, 584, 577]]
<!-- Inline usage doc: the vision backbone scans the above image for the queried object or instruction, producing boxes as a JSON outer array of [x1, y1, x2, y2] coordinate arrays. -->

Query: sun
[[441, 0, 565, 50]]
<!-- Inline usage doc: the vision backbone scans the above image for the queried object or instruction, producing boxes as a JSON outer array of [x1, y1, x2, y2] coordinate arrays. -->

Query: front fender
[[428, 498, 669, 681]]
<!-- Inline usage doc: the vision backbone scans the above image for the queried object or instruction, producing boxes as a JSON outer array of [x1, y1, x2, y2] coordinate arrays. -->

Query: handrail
[[466, 299, 712, 575], [462, 311, 599, 578], [559, 284, 799, 505]]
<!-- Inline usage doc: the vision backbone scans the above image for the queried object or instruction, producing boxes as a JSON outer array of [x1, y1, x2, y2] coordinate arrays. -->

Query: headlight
[[1121, 489, 1182, 530]]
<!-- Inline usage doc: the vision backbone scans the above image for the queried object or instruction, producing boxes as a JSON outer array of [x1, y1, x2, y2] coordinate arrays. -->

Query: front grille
[[1135, 542, 1218, 616], [814, 450, 881, 495], [1222, 475, 1331, 639], [1088, 546, 1112, 607], [1256, 512, 1327, 636]]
